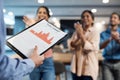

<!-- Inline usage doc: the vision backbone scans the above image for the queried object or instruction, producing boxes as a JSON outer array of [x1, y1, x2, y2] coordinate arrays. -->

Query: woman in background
[[69, 10, 100, 80], [23, 6, 55, 80]]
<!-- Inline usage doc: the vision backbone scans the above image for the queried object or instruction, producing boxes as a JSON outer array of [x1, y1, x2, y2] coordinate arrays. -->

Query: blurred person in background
[[0, 0, 44, 80], [23, 6, 55, 80], [69, 10, 100, 80], [100, 12, 120, 80]]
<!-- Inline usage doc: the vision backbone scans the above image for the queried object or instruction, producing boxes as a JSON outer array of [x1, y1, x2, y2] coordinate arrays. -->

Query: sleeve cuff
[[22, 59, 35, 71]]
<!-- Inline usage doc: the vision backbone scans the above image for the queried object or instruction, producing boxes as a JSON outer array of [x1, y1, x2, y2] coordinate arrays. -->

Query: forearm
[[100, 38, 111, 49], [0, 55, 35, 79], [115, 39, 120, 44], [79, 33, 86, 47], [70, 39, 81, 48]]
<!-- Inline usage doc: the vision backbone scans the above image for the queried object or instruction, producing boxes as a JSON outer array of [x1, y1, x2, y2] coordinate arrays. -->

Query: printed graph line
[[30, 29, 54, 44]]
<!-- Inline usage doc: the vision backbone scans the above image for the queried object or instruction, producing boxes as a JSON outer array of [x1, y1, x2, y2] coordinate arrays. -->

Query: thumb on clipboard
[[29, 46, 45, 67]]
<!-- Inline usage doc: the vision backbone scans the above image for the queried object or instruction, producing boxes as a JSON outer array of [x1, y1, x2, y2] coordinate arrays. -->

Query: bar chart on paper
[[7, 20, 67, 58], [30, 30, 54, 44]]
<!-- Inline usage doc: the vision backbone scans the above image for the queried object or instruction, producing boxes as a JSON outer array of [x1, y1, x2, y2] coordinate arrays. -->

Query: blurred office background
[[3, 0, 120, 80]]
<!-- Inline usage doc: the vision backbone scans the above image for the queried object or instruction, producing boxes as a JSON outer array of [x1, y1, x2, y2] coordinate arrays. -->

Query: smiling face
[[36, 7, 50, 21], [81, 11, 94, 27], [110, 13, 120, 27]]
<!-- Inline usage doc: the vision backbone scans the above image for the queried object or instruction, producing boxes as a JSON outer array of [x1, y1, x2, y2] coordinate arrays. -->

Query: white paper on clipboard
[[7, 20, 67, 58]]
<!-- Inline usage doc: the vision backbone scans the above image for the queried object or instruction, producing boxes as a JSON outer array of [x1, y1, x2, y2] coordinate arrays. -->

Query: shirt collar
[[106, 26, 120, 33]]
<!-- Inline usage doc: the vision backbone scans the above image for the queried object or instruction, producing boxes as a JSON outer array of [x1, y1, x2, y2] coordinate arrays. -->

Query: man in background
[[100, 12, 120, 80]]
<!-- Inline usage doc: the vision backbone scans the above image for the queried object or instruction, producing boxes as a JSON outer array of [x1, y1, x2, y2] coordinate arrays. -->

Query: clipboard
[[7, 20, 67, 59]]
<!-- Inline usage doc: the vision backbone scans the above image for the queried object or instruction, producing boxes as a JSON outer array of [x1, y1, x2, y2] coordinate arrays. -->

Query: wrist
[[108, 37, 112, 41], [116, 38, 120, 43]]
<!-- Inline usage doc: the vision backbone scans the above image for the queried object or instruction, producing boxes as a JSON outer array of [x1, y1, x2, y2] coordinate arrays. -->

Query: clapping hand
[[74, 22, 86, 46], [111, 31, 120, 41], [23, 16, 36, 26], [74, 22, 84, 38]]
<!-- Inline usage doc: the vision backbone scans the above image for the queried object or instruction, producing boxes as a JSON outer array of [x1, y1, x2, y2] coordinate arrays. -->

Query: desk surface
[[53, 52, 103, 64], [11, 52, 103, 65], [53, 52, 73, 64]]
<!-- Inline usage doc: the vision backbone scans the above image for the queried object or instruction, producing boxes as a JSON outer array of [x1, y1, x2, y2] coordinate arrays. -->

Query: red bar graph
[[30, 29, 54, 44]]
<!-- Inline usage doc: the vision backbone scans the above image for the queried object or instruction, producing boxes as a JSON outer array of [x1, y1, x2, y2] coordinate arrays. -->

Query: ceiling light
[[102, 0, 109, 3], [4, 13, 15, 25], [8, 11, 14, 16], [38, 0, 44, 3], [91, 9, 97, 13], [49, 9, 53, 16], [3, 9, 6, 13]]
